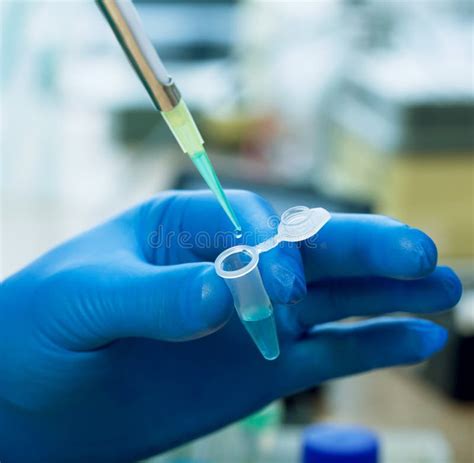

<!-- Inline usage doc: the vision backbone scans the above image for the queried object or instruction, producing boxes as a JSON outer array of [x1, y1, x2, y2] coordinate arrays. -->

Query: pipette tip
[[191, 149, 242, 232]]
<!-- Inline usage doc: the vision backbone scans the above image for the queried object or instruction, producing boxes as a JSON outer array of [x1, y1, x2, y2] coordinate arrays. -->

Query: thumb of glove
[[50, 261, 233, 351]]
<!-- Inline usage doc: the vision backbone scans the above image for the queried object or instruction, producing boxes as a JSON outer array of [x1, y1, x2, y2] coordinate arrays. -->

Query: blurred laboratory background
[[1, 0, 473, 462]]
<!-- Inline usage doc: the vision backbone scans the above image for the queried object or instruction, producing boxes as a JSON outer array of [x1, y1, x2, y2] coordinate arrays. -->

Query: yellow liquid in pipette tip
[[191, 150, 242, 233]]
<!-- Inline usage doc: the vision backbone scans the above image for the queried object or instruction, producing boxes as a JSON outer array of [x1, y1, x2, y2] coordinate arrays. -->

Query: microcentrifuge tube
[[215, 206, 331, 360]]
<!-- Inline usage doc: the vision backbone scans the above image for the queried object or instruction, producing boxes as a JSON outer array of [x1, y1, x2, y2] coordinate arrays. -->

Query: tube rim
[[215, 245, 259, 279]]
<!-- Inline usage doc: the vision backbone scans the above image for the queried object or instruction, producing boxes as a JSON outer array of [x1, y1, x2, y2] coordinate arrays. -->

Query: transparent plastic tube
[[215, 245, 280, 360], [215, 206, 331, 361]]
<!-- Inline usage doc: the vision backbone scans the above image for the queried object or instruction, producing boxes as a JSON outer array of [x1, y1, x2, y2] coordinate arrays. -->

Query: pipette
[[215, 206, 331, 360], [96, 0, 241, 234]]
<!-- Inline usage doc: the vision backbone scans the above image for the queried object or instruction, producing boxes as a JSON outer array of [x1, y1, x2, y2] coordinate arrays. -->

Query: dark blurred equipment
[[284, 388, 323, 425], [423, 291, 474, 401], [301, 423, 379, 463]]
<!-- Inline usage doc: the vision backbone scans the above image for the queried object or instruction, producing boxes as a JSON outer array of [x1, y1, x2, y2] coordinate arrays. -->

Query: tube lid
[[278, 206, 331, 242], [256, 206, 331, 253]]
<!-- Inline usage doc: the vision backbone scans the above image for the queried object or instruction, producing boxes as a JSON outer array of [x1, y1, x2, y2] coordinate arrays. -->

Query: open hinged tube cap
[[215, 206, 331, 360], [256, 206, 331, 253]]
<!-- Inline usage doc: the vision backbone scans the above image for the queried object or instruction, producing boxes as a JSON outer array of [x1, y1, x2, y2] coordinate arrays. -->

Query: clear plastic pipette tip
[[160, 99, 241, 233]]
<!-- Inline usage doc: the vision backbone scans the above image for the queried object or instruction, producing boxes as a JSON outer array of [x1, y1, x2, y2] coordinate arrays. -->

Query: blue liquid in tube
[[241, 306, 280, 360]]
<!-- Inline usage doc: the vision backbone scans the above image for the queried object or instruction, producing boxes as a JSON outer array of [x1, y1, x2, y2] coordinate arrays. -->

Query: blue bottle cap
[[302, 423, 379, 463]]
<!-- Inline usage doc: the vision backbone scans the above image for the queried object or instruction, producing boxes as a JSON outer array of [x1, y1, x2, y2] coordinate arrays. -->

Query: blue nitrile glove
[[0, 190, 462, 463]]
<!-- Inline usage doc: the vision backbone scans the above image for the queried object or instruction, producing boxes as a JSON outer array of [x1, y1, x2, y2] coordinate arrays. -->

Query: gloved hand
[[0, 190, 461, 463]]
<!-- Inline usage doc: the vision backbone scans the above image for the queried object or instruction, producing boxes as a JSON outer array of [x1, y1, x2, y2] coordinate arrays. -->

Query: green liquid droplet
[[191, 150, 242, 232]]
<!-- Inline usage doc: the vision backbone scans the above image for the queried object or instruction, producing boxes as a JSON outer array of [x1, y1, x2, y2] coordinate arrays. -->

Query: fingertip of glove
[[437, 266, 463, 308], [405, 320, 448, 362], [381, 226, 438, 279], [408, 228, 438, 276]]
